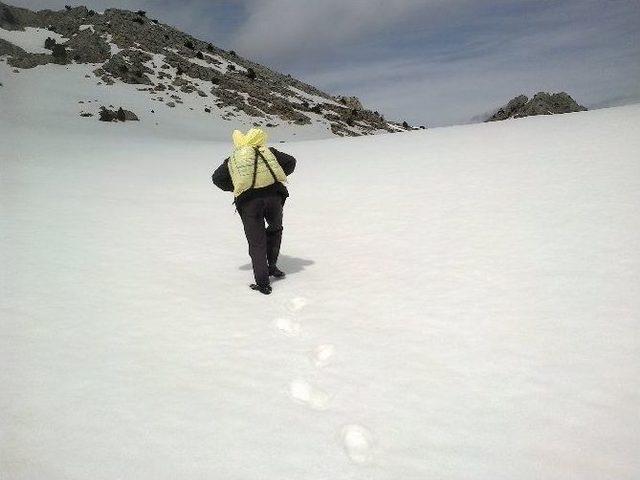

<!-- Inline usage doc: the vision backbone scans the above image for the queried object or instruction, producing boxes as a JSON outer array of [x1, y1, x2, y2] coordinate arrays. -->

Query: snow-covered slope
[[0, 56, 328, 142], [0, 3, 409, 140], [1, 105, 639, 479]]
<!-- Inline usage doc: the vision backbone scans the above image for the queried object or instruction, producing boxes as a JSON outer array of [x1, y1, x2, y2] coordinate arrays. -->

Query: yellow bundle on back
[[227, 128, 287, 198]]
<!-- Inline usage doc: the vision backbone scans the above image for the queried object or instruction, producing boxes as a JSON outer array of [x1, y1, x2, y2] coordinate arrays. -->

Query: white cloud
[[297, 11, 640, 127], [230, 0, 457, 63]]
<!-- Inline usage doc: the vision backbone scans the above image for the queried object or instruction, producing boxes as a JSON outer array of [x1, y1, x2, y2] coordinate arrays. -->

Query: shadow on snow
[[239, 254, 314, 276]]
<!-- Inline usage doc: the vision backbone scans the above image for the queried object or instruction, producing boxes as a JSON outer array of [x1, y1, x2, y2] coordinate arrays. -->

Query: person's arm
[[270, 148, 296, 175], [211, 158, 234, 191]]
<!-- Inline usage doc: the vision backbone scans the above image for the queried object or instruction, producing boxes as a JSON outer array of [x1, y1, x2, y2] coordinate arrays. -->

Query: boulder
[[117, 107, 139, 121]]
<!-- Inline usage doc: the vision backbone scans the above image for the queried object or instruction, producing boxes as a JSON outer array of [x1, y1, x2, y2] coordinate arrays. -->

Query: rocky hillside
[[0, 2, 410, 136], [485, 92, 587, 122]]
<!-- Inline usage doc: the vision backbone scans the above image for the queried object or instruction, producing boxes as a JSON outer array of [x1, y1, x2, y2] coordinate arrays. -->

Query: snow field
[[1, 102, 640, 479]]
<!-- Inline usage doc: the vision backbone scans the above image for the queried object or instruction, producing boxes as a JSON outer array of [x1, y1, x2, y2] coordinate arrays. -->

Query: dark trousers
[[239, 195, 283, 286]]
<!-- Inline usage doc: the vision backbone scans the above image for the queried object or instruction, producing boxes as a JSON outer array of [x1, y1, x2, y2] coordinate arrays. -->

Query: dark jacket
[[212, 147, 296, 208]]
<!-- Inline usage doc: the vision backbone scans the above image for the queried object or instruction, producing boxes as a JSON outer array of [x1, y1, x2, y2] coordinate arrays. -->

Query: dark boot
[[250, 283, 272, 295], [269, 265, 285, 278]]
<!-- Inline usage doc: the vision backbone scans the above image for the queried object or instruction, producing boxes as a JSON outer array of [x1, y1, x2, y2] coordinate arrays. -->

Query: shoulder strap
[[250, 149, 259, 189], [255, 147, 278, 182]]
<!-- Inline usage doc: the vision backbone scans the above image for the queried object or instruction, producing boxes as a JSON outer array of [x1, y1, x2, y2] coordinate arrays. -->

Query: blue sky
[[8, 0, 640, 126]]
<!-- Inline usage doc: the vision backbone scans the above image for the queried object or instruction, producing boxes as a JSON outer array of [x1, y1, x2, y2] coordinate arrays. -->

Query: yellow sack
[[228, 129, 287, 198], [232, 128, 267, 148]]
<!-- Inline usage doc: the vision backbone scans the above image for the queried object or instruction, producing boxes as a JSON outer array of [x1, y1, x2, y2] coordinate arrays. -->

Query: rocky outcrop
[[64, 29, 111, 64], [0, 37, 24, 57], [0, 3, 18, 29], [96, 50, 154, 85], [0, 1, 411, 136], [0, 2, 38, 30], [485, 95, 528, 121], [486, 92, 587, 122], [336, 95, 363, 110]]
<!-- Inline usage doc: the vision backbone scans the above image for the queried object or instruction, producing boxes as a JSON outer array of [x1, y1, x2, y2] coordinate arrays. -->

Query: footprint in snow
[[309, 344, 335, 367], [340, 424, 374, 464], [285, 296, 307, 313], [289, 380, 330, 410], [273, 317, 301, 337]]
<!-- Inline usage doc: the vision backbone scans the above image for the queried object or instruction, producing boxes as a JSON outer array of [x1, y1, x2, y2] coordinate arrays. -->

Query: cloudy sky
[[8, 0, 640, 126]]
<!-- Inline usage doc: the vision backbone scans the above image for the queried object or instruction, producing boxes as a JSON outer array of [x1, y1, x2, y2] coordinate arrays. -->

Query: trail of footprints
[[275, 296, 374, 465]]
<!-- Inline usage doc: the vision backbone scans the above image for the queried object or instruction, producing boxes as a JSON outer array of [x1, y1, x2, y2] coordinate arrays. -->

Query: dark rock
[[117, 107, 139, 121], [50, 43, 69, 64], [486, 94, 528, 121], [99, 106, 116, 121]]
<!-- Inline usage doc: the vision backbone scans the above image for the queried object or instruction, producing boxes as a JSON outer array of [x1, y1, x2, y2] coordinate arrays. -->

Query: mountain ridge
[[0, 2, 411, 137]]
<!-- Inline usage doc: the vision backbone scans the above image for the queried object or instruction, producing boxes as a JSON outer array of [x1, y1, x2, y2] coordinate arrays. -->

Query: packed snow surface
[[1, 103, 639, 479]]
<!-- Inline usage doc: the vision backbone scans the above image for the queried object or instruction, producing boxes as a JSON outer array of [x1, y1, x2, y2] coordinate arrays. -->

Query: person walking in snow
[[212, 128, 296, 295]]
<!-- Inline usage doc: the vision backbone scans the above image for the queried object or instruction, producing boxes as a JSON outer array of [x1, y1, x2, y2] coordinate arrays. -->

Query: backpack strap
[[255, 147, 278, 182], [250, 148, 259, 189]]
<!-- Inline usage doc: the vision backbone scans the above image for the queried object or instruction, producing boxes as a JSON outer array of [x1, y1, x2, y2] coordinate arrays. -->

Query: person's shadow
[[239, 254, 314, 277]]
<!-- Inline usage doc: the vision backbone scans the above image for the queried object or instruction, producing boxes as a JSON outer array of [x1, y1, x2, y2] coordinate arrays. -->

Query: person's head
[[232, 128, 267, 148]]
